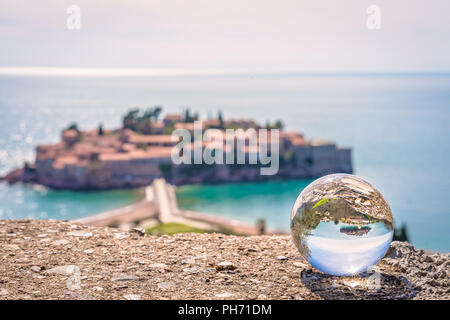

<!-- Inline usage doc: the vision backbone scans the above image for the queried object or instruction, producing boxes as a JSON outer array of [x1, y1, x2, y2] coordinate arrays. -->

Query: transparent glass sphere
[[290, 174, 394, 276]]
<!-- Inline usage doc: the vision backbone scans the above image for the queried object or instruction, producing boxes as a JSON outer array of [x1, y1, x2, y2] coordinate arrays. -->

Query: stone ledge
[[0, 219, 448, 300]]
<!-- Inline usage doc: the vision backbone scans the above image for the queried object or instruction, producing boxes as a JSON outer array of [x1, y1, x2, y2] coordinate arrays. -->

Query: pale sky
[[1, 0, 450, 73]]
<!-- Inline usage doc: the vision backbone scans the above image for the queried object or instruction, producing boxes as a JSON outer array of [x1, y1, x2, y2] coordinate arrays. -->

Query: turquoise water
[[176, 180, 312, 230], [0, 74, 449, 251], [0, 182, 143, 220]]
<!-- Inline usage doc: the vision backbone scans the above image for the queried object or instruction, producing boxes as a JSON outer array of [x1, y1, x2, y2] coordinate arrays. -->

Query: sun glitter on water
[[290, 174, 394, 276]]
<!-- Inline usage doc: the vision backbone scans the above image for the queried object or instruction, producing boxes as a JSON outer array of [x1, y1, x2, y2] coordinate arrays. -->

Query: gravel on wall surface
[[0, 219, 448, 300]]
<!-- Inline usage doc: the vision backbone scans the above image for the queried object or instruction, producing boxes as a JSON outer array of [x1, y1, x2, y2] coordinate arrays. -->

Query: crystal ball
[[290, 174, 394, 276]]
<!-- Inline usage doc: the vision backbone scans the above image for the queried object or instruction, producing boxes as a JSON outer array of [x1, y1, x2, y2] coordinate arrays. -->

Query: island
[[2, 107, 352, 190]]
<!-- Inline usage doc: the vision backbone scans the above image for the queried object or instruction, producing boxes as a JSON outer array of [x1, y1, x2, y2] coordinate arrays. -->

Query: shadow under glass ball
[[290, 174, 394, 276]]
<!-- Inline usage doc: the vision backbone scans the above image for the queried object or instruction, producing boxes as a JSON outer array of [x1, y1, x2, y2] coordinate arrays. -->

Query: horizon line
[[0, 66, 449, 78]]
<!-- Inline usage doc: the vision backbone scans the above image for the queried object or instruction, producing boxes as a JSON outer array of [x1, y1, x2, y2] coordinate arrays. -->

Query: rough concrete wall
[[0, 219, 448, 300]]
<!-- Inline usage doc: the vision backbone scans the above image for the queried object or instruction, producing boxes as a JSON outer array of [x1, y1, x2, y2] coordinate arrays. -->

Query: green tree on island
[[65, 122, 79, 132], [122, 106, 164, 134], [265, 119, 284, 130], [182, 107, 199, 123], [218, 110, 224, 128]]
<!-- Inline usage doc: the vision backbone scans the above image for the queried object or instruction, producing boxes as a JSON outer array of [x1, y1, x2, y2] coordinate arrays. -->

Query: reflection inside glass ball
[[290, 174, 394, 276]]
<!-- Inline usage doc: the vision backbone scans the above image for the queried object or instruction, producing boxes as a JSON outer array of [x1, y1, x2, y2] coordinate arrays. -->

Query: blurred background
[[0, 0, 449, 251]]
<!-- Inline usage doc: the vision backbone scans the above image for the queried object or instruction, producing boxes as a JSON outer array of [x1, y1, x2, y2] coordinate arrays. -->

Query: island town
[[1, 107, 352, 235], [2, 107, 352, 190]]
